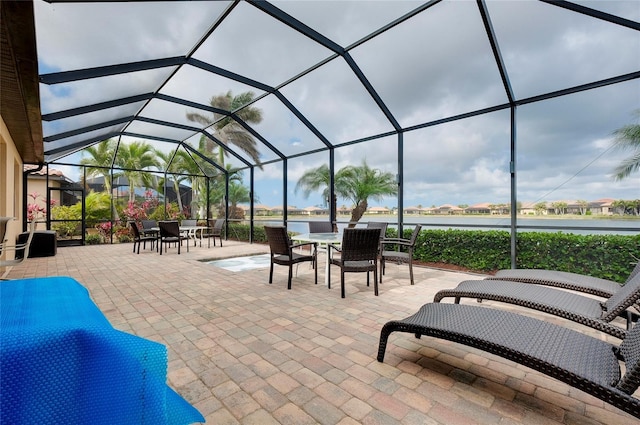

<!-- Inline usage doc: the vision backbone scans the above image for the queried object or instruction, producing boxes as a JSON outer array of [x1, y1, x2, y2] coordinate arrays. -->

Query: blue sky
[[35, 0, 640, 209]]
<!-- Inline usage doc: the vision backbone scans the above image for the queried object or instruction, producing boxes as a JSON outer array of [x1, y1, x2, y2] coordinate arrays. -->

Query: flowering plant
[[27, 192, 56, 222], [95, 221, 112, 242]]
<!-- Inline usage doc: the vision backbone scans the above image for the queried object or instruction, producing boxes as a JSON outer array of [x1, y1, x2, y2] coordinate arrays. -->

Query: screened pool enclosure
[[33, 0, 640, 260]]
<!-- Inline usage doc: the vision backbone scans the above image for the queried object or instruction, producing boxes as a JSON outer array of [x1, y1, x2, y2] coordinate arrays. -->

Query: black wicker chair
[[489, 261, 640, 298], [140, 219, 158, 239], [129, 221, 156, 254], [377, 302, 640, 419], [380, 224, 422, 285], [264, 226, 317, 290], [327, 228, 381, 298], [434, 272, 640, 339], [158, 221, 188, 255], [308, 221, 334, 233], [203, 219, 224, 248]]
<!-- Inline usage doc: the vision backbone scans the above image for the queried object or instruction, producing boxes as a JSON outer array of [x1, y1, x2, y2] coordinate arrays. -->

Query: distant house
[[337, 206, 351, 216], [25, 165, 78, 230], [432, 204, 464, 215], [589, 198, 615, 215], [465, 203, 491, 215], [367, 206, 390, 215], [302, 206, 327, 215], [404, 206, 424, 215]]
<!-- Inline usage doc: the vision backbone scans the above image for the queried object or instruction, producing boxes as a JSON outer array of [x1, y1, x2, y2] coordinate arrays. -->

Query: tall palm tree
[[155, 149, 187, 214], [295, 161, 398, 228], [611, 112, 640, 180], [208, 164, 245, 218], [227, 181, 253, 220], [295, 163, 338, 231], [79, 139, 117, 193], [339, 161, 397, 226], [186, 91, 263, 168], [114, 141, 158, 202]]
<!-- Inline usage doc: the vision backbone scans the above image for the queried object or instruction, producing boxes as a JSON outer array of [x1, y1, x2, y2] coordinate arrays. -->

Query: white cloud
[[34, 0, 640, 209]]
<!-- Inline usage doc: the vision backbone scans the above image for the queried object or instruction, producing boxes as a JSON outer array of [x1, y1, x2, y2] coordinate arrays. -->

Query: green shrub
[[230, 225, 639, 283], [85, 233, 103, 245], [50, 205, 82, 237]]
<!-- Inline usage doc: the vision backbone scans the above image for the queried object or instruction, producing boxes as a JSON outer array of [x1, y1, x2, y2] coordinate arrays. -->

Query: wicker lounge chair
[[265, 226, 317, 290], [379, 224, 421, 285], [489, 261, 640, 298], [377, 302, 640, 419], [327, 228, 381, 298], [433, 272, 640, 339]]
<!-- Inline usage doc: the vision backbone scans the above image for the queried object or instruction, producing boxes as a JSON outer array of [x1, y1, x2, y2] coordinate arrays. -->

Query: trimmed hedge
[[230, 223, 639, 284]]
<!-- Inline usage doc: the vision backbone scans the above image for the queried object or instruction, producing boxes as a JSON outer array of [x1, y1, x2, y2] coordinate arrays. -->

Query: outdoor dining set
[[129, 219, 225, 255], [265, 221, 422, 298]]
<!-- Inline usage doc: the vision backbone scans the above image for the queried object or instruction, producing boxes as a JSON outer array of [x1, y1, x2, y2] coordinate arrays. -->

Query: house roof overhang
[[1, 0, 43, 164]]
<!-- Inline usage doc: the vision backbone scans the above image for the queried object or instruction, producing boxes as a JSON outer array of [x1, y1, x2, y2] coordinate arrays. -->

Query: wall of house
[[0, 115, 25, 259]]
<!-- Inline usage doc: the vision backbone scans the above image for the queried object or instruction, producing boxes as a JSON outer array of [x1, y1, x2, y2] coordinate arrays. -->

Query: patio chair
[[1, 220, 36, 279], [264, 226, 317, 290], [129, 221, 156, 254], [488, 260, 640, 298], [203, 219, 224, 248], [377, 302, 640, 419], [308, 221, 334, 268], [308, 221, 333, 233], [327, 228, 381, 298], [433, 272, 640, 339], [367, 221, 387, 256], [379, 224, 422, 285], [0, 217, 12, 251], [140, 219, 158, 238], [158, 221, 188, 255], [181, 219, 197, 227]]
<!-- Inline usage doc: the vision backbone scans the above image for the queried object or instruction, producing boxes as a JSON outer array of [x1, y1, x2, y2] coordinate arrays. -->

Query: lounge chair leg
[[341, 271, 346, 298], [269, 263, 274, 284], [288, 266, 293, 290]]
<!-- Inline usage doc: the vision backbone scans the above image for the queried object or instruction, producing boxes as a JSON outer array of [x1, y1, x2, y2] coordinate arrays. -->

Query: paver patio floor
[[5, 239, 638, 424]]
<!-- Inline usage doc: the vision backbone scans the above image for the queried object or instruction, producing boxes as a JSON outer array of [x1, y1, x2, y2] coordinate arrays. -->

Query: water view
[[257, 216, 640, 236]]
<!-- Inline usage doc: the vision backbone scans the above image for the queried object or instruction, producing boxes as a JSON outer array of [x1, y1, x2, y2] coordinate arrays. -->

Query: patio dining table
[[291, 232, 342, 287], [0, 276, 204, 425], [152, 225, 208, 247]]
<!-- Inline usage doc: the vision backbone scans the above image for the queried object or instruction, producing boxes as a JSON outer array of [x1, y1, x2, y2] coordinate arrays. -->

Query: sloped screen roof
[[35, 0, 640, 210]]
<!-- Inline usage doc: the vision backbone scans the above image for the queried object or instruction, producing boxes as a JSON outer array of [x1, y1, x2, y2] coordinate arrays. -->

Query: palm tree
[[295, 163, 338, 231], [208, 164, 245, 218], [295, 161, 398, 228], [79, 139, 117, 194], [114, 141, 158, 203], [186, 91, 263, 168], [227, 181, 253, 220], [155, 149, 187, 214], [611, 112, 640, 180], [338, 161, 397, 226]]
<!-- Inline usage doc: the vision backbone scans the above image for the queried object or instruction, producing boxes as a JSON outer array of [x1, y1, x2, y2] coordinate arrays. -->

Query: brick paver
[[5, 240, 638, 424]]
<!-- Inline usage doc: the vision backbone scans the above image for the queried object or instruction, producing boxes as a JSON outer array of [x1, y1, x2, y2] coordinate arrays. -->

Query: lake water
[[255, 216, 640, 236]]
